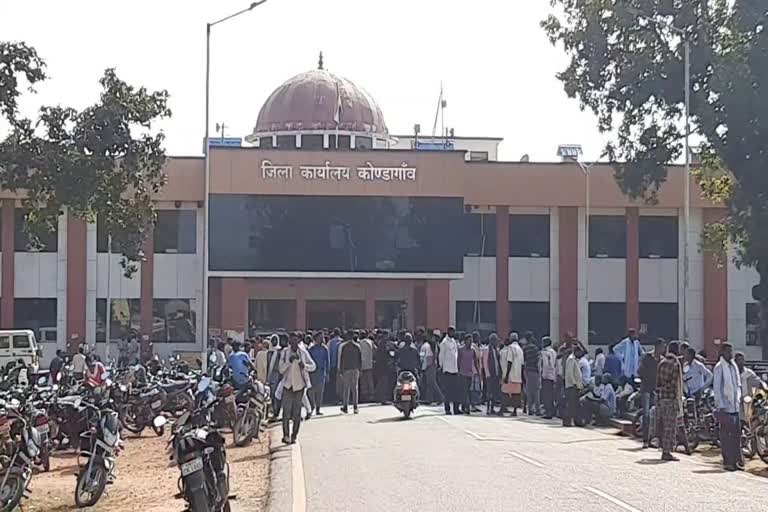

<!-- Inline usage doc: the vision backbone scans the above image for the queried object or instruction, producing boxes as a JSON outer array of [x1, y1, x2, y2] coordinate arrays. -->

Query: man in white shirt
[[358, 331, 375, 402], [438, 326, 460, 415], [539, 337, 557, 418], [72, 347, 87, 381], [713, 343, 742, 471], [279, 334, 316, 444]]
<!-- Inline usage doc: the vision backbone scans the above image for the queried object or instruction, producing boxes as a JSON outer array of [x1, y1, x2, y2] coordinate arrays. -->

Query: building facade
[[5, 62, 761, 364]]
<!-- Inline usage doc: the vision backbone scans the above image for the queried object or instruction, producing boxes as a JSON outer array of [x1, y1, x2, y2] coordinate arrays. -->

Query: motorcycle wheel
[[122, 409, 145, 435], [756, 427, 768, 464], [234, 412, 255, 447], [41, 444, 51, 472], [75, 464, 108, 508], [741, 422, 756, 460], [0, 468, 26, 512], [188, 488, 210, 512]]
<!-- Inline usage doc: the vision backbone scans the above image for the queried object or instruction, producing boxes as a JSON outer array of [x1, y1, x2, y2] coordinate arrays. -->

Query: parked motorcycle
[[169, 377, 230, 512], [233, 379, 269, 447], [121, 386, 167, 436], [393, 371, 419, 419], [74, 401, 122, 508], [0, 404, 41, 512]]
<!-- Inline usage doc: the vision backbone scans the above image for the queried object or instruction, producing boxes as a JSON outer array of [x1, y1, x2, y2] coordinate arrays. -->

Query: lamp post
[[629, 7, 691, 341], [577, 161, 595, 344], [202, 1, 267, 370]]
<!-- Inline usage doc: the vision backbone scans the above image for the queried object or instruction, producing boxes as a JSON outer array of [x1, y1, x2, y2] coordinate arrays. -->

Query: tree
[[0, 41, 171, 277], [543, 1, 768, 356]]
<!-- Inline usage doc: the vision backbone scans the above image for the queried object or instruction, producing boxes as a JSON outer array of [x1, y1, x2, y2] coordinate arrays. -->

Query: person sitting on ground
[[583, 373, 616, 425]]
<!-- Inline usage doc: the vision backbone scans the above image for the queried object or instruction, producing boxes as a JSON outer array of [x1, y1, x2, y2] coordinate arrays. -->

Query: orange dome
[[252, 66, 388, 136]]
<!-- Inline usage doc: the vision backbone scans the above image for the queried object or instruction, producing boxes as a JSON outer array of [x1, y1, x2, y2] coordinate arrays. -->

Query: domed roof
[[252, 58, 388, 137]]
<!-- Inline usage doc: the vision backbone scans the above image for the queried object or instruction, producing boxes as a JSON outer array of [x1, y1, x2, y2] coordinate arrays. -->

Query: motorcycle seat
[[159, 381, 189, 393]]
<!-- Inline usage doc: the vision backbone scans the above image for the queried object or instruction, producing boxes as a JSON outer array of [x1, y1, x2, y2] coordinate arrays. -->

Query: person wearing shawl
[[713, 342, 743, 471]]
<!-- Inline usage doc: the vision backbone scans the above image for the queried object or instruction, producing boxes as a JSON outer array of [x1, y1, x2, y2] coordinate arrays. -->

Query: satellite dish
[[520, 154, 530, 162]]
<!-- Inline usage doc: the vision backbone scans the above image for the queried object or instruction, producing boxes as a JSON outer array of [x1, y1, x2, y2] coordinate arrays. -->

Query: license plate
[[225, 395, 236, 403], [181, 457, 203, 476], [400, 395, 412, 401], [36, 424, 49, 434], [151, 400, 162, 409]]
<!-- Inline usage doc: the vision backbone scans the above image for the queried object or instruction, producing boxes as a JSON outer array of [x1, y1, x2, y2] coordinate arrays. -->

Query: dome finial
[[318, 51, 324, 70]]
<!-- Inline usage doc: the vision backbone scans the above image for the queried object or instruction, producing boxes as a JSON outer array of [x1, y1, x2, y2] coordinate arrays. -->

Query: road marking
[[584, 486, 642, 512], [436, 416, 487, 440], [508, 451, 545, 468], [292, 441, 306, 512]]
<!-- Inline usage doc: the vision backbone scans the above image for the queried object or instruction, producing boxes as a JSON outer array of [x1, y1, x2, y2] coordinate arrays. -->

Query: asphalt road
[[270, 405, 768, 512]]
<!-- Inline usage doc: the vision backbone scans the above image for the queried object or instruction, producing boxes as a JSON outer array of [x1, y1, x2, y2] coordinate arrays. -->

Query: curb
[[266, 425, 295, 512]]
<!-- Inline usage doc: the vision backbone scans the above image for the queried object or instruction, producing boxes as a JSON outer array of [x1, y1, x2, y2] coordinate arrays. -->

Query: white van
[[0, 330, 41, 372]]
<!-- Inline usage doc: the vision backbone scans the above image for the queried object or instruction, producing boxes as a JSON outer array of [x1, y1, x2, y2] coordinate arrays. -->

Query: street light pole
[[202, 1, 267, 371], [629, 7, 691, 341], [578, 161, 595, 344]]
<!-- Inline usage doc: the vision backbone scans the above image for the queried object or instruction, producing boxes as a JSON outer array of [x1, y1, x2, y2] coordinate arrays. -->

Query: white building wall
[[86, 222, 97, 346], [450, 257, 496, 302], [587, 259, 626, 303], [15, 253, 59, 298], [55, 214, 67, 361], [96, 254, 141, 298], [388, 136, 501, 161], [728, 259, 761, 360], [509, 258, 549, 302], [639, 259, 678, 303]]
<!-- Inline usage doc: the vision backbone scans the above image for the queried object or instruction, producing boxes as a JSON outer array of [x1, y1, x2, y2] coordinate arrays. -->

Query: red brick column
[[496, 207, 510, 335], [295, 282, 307, 331], [425, 280, 450, 330], [626, 207, 640, 331], [703, 209, 728, 357], [221, 277, 247, 336], [364, 281, 376, 329], [140, 227, 154, 358], [559, 207, 579, 339], [1, 202, 14, 329], [66, 216, 87, 352]]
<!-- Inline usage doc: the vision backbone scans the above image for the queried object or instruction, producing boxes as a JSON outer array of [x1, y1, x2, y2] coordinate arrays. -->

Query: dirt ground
[[23, 428, 271, 512]]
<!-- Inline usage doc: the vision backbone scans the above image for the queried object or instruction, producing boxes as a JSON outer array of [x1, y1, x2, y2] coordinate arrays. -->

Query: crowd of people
[[209, 326, 765, 471]]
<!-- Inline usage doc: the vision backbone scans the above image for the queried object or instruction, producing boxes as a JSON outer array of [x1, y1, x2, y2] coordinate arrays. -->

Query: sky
[[0, 0, 611, 162]]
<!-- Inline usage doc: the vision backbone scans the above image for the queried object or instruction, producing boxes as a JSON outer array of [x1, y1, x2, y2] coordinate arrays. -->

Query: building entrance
[[306, 300, 364, 330]]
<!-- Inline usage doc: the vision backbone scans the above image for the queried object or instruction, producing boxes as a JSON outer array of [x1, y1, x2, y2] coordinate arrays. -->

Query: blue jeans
[[641, 391, 655, 443]]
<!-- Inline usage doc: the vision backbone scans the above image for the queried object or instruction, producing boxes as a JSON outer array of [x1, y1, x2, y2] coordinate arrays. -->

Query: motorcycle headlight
[[103, 428, 119, 447], [26, 436, 39, 458]]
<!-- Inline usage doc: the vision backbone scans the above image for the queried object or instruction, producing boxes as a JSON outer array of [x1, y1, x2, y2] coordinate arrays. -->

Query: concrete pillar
[[496, 207, 510, 335], [626, 207, 640, 331], [140, 226, 154, 358], [1, 202, 14, 328], [66, 216, 87, 352], [559, 207, 579, 339], [425, 280, 450, 330], [703, 209, 728, 357]]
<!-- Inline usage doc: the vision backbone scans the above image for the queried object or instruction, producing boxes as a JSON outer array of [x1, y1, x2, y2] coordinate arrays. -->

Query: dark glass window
[[464, 213, 496, 257], [15, 209, 57, 252], [259, 137, 274, 149], [639, 216, 678, 258], [509, 215, 550, 257], [747, 303, 760, 346], [96, 299, 141, 343], [14, 299, 57, 344], [248, 300, 296, 334], [375, 301, 407, 331], [355, 136, 372, 149], [152, 299, 196, 343], [639, 303, 679, 343], [276, 135, 296, 149], [301, 134, 324, 150], [306, 301, 364, 330], [589, 216, 626, 258], [510, 302, 550, 339], [469, 151, 489, 161], [154, 210, 196, 254], [328, 135, 351, 150], [96, 215, 132, 253], [209, 195, 465, 273], [589, 302, 627, 344], [456, 301, 496, 336]]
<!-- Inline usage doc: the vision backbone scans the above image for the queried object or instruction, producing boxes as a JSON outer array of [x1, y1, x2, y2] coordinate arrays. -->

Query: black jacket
[[339, 341, 362, 372], [396, 345, 420, 373]]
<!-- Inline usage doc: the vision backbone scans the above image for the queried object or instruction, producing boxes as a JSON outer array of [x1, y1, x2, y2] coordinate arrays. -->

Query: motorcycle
[[169, 377, 230, 512], [211, 381, 238, 431], [74, 401, 122, 508], [0, 404, 41, 512], [121, 385, 167, 436], [393, 371, 419, 419], [233, 379, 269, 447]]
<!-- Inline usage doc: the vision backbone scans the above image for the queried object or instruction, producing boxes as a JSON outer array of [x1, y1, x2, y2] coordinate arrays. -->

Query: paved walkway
[[269, 405, 768, 512]]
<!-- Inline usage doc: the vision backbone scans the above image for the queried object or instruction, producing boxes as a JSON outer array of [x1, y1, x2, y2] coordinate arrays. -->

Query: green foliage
[[0, 43, 171, 276], [543, 0, 768, 273]]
